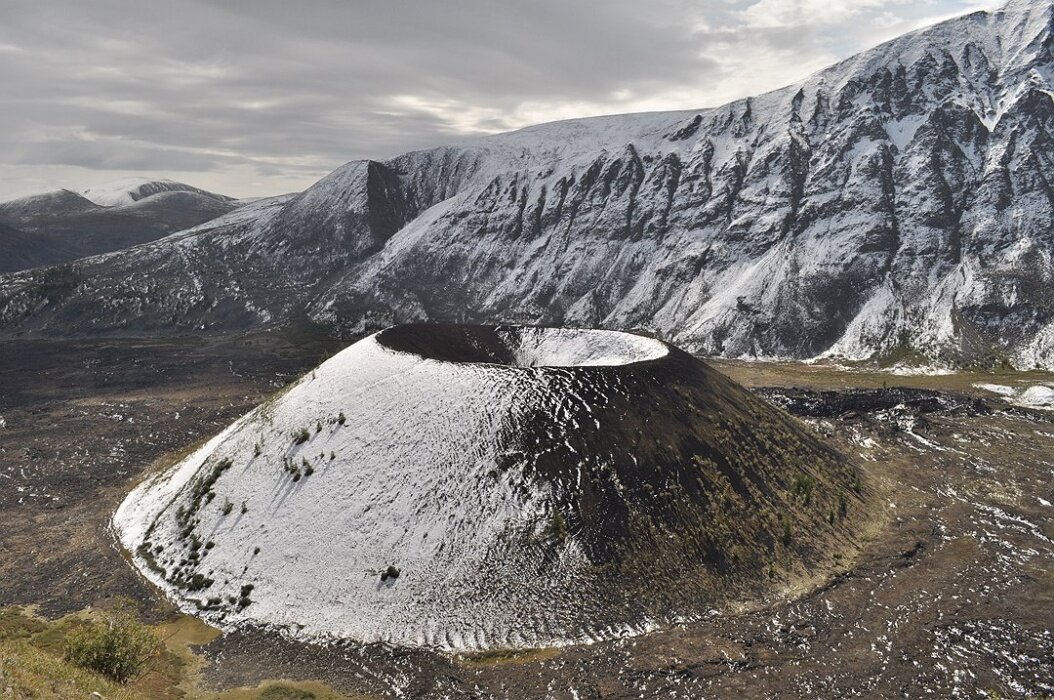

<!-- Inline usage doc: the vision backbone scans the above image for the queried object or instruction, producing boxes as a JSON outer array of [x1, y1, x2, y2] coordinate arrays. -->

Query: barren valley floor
[[1, 334, 1052, 698]]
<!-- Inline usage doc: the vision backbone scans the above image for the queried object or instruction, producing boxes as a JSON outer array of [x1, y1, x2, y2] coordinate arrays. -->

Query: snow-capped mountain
[[79, 178, 233, 207], [4, 0, 1054, 366], [0, 184, 238, 272], [115, 325, 861, 650]]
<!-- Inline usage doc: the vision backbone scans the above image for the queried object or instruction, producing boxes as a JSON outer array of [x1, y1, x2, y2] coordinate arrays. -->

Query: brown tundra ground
[[1, 331, 1052, 699]]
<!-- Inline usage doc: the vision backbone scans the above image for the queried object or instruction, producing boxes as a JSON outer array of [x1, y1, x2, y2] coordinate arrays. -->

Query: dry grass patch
[[0, 606, 368, 700], [456, 646, 561, 667]]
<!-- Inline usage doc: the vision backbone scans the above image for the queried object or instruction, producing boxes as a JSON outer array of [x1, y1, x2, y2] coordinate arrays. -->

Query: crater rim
[[374, 323, 670, 368]]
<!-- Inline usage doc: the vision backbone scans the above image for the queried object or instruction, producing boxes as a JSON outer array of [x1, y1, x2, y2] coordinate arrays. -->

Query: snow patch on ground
[[973, 383, 1017, 397], [972, 382, 1054, 409], [882, 364, 956, 377], [1018, 385, 1054, 408]]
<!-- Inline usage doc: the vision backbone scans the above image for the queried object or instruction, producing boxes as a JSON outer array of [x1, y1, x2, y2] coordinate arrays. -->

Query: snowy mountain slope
[[0, 189, 101, 224], [4, 0, 1054, 366], [0, 185, 239, 272], [115, 325, 862, 650], [79, 177, 233, 207]]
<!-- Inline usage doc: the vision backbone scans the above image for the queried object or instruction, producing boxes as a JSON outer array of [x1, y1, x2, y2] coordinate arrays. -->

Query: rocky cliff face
[[4, 0, 1054, 367]]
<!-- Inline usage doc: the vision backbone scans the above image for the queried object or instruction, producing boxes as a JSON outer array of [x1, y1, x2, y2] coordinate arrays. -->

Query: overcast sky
[[0, 0, 994, 201]]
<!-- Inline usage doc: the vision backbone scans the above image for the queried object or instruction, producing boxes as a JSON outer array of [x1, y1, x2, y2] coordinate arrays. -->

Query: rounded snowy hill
[[115, 325, 864, 650], [80, 178, 233, 207]]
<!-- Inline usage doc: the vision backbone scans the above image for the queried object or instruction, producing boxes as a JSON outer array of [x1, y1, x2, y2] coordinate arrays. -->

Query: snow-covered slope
[[5, 0, 1054, 367], [0, 189, 101, 223], [79, 178, 233, 207], [115, 325, 862, 650]]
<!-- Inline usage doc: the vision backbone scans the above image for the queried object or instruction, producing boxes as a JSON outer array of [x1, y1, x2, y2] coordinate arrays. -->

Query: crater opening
[[375, 324, 669, 367]]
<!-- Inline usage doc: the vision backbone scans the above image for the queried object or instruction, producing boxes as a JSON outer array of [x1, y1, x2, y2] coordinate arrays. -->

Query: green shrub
[[186, 573, 213, 591], [63, 599, 162, 684], [292, 428, 310, 445], [545, 512, 569, 545], [259, 683, 317, 700], [791, 473, 814, 505]]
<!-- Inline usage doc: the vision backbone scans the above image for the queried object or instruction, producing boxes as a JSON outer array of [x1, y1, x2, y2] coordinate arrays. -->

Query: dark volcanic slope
[[116, 324, 865, 650], [0, 188, 238, 272]]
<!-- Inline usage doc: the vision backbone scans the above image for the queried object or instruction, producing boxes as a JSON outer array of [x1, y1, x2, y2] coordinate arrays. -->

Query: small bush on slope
[[63, 599, 162, 684], [0, 637, 147, 700], [259, 683, 317, 699], [0, 606, 358, 699]]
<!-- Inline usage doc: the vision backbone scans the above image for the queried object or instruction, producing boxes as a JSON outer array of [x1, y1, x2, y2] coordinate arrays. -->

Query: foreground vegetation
[[62, 598, 163, 683], [0, 604, 364, 700]]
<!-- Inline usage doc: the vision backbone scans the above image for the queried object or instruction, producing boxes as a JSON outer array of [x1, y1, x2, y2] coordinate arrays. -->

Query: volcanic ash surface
[[114, 325, 864, 650]]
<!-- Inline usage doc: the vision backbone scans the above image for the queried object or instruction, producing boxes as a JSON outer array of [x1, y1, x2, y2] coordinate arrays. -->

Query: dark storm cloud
[[0, 0, 988, 198]]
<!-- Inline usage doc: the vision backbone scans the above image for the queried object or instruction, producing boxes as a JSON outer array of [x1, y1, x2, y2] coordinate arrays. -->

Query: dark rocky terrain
[[3, 0, 1054, 368]]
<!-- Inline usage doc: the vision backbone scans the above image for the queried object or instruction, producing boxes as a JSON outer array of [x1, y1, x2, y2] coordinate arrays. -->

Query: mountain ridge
[[0, 181, 240, 273], [78, 177, 234, 207], [3, 0, 1054, 367]]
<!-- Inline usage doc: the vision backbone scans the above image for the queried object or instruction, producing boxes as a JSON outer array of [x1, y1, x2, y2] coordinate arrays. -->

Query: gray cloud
[[0, 0, 992, 200]]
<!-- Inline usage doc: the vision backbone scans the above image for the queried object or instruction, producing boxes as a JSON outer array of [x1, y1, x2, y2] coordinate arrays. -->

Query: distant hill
[[79, 178, 234, 207], [0, 183, 238, 272]]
